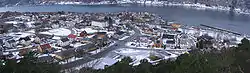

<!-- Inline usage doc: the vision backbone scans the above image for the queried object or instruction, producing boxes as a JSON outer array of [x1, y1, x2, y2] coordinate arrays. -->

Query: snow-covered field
[[39, 28, 71, 36], [75, 57, 117, 70], [73, 48, 176, 70]]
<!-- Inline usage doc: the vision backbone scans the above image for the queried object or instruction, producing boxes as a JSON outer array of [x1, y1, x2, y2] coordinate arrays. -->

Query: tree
[[101, 57, 134, 73], [0, 51, 60, 73], [135, 59, 153, 73], [232, 38, 250, 73]]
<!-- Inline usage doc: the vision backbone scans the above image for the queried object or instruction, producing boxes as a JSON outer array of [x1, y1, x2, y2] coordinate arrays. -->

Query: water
[[0, 4, 249, 35]]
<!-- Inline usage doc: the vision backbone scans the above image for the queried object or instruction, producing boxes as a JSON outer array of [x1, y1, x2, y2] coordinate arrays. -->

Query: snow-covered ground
[[7, 32, 35, 40], [89, 49, 103, 55], [119, 36, 130, 40], [73, 48, 177, 70], [78, 28, 98, 34], [5, 21, 23, 24], [39, 28, 71, 36], [59, 57, 83, 64], [75, 57, 117, 70]]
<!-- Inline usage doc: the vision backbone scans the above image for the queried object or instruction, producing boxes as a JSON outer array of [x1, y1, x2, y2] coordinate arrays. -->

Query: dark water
[[0, 4, 249, 35]]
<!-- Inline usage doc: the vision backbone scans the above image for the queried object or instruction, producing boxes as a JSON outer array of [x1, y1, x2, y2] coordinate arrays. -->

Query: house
[[171, 23, 181, 29], [152, 40, 162, 48], [68, 34, 77, 41], [75, 20, 91, 28], [38, 55, 54, 63], [38, 44, 52, 53], [80, 30, 88, 37], [33, 37, 41, 44], [18, 36, 32, 46], [54, 49, 76, 61], [162, 34, 176, 45], [57, 38, 70, 47], [92, 32, 108, 47], [91, 21, 107, 28], [76, 43, 96, 53]]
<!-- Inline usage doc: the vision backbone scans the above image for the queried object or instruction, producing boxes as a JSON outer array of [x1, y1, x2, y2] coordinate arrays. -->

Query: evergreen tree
[[0, 51, 60, 73]]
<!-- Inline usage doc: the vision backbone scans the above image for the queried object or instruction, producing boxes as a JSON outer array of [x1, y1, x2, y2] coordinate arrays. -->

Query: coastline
[[39, 1, 250, 15]]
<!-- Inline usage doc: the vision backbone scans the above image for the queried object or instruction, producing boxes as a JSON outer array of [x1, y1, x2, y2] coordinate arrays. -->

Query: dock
[[200, 24, 242, 36]]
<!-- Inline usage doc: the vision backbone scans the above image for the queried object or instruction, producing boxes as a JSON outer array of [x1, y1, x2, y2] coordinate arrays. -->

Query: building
[[58, 38, 70, 47], [38, 44, 52, 53], [19, 36, 32, 46], [68, 34, 77, 41], [80, 30, 88, 37], [92, 32, 108, 47], [162, 34, 176, 48], [54, 49, 76, 61]]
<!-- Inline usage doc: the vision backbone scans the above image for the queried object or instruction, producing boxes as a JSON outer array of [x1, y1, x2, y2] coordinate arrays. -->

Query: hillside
[[0, 0, 249, 12]]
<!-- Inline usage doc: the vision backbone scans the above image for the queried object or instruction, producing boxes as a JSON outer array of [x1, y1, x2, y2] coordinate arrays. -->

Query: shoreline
[[38, 1, 250, 15]]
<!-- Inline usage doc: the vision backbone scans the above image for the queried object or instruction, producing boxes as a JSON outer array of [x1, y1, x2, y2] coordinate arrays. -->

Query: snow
[[40, 28, 71, 36], [92, 57, 117, 69], [108, 41, 116, 47], [75, 57, 117, 70], [126, 42, 157, 49], [80, 28, 98, 34], [59, 57, 83, 64], [38, 54, 49, 58], [91, 21, 106, 28], [73, 48, 182, 70], [89, 49, 103, 54], [5, 49, 18, 52], [10, 52, 22, 60], [86, 34, 95, 38], [112, 48, 177, 65], [5, 21, 23, 24], [52, 36, 61, 40], [3, 52, 10, 55], [119, 36, 130, 40], [7, 32, 34, 40], [25, 29, 35, 33], [57, 2, 82, 5], [50, 0, 250, 15], [25, 21, 35, 28], [73, 43, 86, 48]]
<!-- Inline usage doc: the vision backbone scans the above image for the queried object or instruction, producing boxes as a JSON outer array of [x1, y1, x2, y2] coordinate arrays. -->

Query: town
[[0, 11, 246, 71]]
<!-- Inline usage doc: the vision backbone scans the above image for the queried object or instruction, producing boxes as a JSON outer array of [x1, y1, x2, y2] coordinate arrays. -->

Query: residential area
[[0, 11, 246, 70]]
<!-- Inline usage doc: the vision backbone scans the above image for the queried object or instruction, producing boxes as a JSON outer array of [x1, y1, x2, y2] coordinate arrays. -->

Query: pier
[[200, 24, 242, 35]]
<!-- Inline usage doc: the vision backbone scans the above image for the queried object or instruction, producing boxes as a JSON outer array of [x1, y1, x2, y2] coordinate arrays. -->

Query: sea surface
[[0, 4, 249, 35]]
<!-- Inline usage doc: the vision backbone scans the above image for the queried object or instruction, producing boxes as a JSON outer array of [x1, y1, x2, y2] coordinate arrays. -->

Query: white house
[[57, 38, 71, 47]]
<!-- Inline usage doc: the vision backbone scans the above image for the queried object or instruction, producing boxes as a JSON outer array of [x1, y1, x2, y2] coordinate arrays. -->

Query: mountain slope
[[0, 0, 249, 12]]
